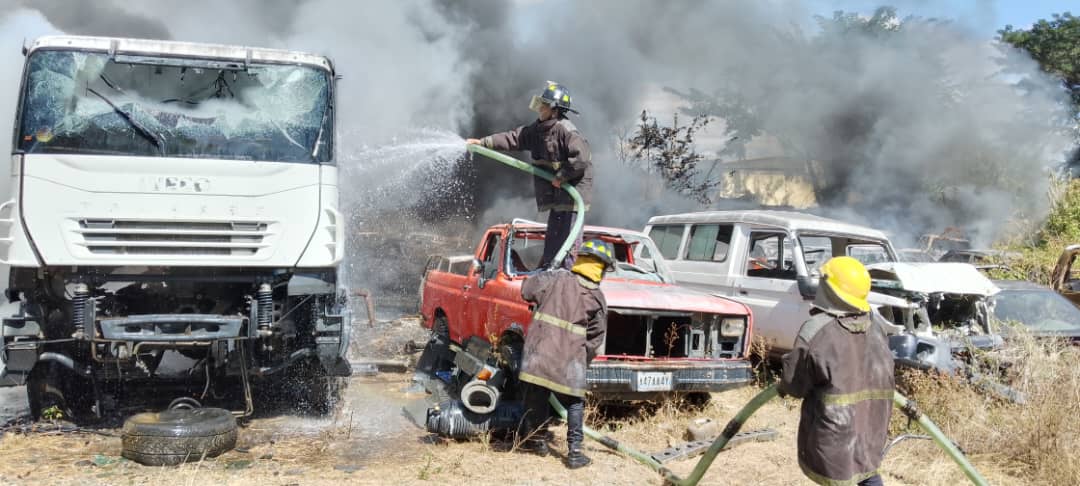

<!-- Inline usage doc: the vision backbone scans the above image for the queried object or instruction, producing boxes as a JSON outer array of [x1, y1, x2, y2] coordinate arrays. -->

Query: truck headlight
[[720, 317, 746, 337]]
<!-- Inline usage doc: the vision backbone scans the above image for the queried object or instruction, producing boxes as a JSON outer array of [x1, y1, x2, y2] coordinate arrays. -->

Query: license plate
[[636, 372, 673, 392]]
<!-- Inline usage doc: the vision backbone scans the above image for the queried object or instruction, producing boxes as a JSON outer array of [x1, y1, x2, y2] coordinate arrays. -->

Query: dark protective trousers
[[519, 382, 584, 448], [540, 210, 582, 270]]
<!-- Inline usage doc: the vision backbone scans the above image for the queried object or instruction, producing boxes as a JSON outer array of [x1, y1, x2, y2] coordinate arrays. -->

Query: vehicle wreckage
[[867, 262, 1002, 372], [642, 210, 1008, 380], [416, 221, 755, 437], [0, 36, 350, 422]]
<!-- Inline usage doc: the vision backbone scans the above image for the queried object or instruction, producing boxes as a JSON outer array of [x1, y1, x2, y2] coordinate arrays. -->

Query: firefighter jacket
[[518, 269, 606, 397], [481, 117, 592, 212], [779, 288, 895, 486]]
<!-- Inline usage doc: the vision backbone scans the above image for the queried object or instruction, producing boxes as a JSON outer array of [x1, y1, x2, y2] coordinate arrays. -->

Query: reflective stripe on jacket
[[518, 270, 606, 397]]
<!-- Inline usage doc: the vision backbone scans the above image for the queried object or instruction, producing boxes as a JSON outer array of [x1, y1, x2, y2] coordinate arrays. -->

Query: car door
[[728, 227, 806, 354], [460, 231, 503, 341]]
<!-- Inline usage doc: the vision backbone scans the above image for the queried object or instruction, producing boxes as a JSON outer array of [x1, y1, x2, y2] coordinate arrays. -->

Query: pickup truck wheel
[[121, 407, 237, 466]]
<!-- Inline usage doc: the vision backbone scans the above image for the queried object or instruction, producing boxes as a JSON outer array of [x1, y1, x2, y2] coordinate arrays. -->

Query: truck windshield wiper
[[87, 87, 167, 155], [310, 102, 331, 162]]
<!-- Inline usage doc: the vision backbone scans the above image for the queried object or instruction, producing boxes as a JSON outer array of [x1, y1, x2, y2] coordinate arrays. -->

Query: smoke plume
[[0, 1, 1073, 304]]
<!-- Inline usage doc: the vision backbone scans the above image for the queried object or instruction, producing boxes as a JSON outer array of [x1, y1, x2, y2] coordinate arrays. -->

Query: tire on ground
[[121, 407, 237, 466]]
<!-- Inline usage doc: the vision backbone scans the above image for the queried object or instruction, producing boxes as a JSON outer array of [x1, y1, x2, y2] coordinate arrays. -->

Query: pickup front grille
[[75, 219, 271, 257]]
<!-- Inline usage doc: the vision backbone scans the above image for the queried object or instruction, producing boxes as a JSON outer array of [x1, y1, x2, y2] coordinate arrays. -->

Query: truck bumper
[[586, 359, 752, 399]]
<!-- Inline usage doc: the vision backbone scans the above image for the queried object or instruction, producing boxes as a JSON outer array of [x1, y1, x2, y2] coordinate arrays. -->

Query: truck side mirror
[[797, 275, 819, 300], [471, 258, 488, 289]]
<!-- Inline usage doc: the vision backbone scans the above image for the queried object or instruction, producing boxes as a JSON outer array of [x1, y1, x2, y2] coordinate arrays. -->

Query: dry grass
[[893, 331, 1080, 486], [2, 343, 1077, 486]]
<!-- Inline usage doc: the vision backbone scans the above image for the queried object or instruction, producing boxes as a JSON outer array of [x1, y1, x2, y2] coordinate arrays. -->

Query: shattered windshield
[[16, 49, 332, 163]]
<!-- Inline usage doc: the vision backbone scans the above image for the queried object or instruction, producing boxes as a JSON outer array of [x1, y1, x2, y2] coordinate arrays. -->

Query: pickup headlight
[[720, 317, 746, 337]]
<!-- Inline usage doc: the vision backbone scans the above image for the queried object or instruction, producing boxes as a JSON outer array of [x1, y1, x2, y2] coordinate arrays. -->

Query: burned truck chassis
[[1, 266, 351, 421]]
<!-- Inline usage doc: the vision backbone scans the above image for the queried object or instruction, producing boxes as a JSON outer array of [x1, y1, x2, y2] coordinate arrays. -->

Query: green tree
[[999, 12, 1080, 166]]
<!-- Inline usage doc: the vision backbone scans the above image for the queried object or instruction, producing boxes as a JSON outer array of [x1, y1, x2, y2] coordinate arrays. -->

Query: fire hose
[[466, 144, 585, 268], [549, 386, 988, 486], [466, 143, 987, 485]]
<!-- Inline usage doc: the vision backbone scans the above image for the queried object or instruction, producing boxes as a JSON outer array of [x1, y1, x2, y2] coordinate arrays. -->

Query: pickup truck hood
[[868, 262, 1000, 296], [599, 278, 750, 316]]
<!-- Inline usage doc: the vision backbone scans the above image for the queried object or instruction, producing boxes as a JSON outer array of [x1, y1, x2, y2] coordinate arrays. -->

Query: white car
[[643, 210, 1001, 371]]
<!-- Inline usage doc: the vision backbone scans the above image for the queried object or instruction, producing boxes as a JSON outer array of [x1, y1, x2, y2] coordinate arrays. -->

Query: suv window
[[685, 224, 734, 262], [848, 244, 891, 265], [746, 232, 795, 280], [648, 225, 684, 260], [799, 235, 833, 276]]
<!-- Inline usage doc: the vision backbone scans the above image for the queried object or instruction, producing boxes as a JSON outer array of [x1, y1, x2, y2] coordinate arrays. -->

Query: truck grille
[[75, 219, 271, 257]]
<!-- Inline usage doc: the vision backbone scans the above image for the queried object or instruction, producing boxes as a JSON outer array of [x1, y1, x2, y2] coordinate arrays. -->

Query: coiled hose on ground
[[467, 143, 987, 486]]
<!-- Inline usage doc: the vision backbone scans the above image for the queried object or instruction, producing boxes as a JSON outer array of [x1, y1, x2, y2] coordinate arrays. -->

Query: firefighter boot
[[565, 445, 591, 469], [520, 437, 549, 457]]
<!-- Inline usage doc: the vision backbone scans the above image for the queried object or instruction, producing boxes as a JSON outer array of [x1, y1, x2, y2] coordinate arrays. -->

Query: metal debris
[[649, 428, 779, 464]]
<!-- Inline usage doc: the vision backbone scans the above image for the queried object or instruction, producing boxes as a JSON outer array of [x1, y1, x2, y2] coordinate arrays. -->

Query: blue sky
[[512, 1, 1074, 40], [806, 0, 1073, 36]]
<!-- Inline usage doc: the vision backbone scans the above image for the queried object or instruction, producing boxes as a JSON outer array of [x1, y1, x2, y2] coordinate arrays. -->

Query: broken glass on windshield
[[17, 49, 332, 163]]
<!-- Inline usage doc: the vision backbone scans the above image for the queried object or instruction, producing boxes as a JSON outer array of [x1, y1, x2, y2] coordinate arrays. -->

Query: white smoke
[[0, 1, 1073, 299]]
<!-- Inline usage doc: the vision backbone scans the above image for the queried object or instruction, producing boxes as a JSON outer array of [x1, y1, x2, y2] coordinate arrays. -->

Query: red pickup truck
[[419, 221, 754, 400]]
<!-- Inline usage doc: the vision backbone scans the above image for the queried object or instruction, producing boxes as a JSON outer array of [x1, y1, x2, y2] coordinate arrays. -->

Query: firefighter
[[516, 239, 611, 469], [780, 256, 895, 486], [466, 81, 592, 270]]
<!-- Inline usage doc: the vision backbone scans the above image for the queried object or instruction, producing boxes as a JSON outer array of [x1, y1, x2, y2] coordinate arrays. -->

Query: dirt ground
[[0, 316, 1027, 485]]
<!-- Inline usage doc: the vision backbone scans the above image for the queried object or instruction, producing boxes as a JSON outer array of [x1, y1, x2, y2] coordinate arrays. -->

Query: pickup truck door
[[729, 229, 807, 355], [469, 233, 537, 340], [462, 231, 504, 340]]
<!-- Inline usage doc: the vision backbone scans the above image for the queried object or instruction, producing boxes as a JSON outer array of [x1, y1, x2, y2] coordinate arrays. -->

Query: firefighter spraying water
[[466, 81, 593, 270]]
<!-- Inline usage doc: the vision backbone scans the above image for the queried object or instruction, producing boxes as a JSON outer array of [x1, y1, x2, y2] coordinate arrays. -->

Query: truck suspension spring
[[256, 283, 273, 335], [72, 283, 90, 339]]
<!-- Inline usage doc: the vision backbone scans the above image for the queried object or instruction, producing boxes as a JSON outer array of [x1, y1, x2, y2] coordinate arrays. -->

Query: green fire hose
[[549, 387, 988, 486], [469, 143, 987, 485], [466, 144, 585, 268]]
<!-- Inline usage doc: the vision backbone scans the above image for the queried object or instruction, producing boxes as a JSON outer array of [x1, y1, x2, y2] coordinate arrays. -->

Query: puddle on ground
[[239, 372, 431, 464]]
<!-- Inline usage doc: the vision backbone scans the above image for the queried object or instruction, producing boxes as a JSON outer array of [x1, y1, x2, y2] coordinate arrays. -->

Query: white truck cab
[[0, 36, 349, 421], [644, 210, 895, 355]]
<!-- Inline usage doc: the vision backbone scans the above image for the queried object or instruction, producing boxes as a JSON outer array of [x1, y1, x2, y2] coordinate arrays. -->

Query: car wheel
[[121, 407, 237, 466]]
